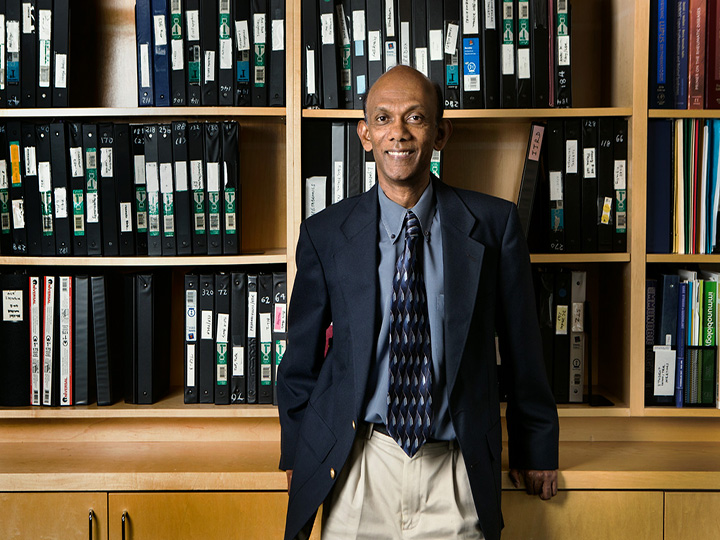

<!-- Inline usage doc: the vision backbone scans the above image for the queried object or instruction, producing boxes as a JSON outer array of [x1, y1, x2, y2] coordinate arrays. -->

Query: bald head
[[363, 66, 444, 125]]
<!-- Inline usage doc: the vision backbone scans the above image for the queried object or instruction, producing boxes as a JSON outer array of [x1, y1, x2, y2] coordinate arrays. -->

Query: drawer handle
[[122, 511, 128, 540], [88, 510, 94, 540]]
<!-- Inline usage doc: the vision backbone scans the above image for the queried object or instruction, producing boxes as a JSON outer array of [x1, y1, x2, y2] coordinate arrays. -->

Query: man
[[278, 65, 559, 540]]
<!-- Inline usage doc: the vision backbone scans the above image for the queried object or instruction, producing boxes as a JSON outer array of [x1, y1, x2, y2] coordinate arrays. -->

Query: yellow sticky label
[[600, 196, 612, 225], [10, 143, 21, 186]]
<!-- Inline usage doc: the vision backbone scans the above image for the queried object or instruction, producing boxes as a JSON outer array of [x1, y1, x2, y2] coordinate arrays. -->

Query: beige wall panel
[[501, 490, 662, 540], [665, 492, 720, 540], [0, 492, 108, 540]]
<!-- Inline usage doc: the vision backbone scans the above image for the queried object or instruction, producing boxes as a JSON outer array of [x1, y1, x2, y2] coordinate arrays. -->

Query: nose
[[387, 117, 411, 141]]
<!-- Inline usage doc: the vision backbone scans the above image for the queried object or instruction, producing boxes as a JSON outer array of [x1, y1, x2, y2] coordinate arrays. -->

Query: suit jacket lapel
[[436, 180, 485, 394], [333, 186, 379, 416]]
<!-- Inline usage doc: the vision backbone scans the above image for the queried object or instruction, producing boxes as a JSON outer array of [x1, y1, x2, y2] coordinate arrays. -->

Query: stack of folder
[[0, 120, 241, 257], [135, 0, 285, 107], [303, 0, 572, 110], [0, 0, 70, 108], [184, 270, 286, 405]]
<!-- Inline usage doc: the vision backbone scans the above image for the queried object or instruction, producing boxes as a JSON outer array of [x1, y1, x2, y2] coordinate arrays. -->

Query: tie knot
[[405, 211, 421, 239]]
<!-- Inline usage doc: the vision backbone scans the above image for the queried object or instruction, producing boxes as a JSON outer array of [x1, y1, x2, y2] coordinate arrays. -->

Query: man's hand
[[509, 469, 558, 500], [286, 469, 293, 493]]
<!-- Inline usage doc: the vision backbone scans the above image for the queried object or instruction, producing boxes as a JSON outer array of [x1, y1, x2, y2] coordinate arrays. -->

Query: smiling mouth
[[386, 150, 414, 157]]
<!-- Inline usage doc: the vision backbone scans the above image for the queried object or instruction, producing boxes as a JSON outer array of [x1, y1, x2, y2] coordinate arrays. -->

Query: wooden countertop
[[2, 441, 720, 492]]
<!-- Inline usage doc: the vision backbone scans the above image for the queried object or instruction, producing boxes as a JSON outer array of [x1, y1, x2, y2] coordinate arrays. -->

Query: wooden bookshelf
[[303, 107, 634, 120]]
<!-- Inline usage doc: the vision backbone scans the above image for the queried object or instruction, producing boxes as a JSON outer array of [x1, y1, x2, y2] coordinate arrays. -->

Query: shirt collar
[[378, 180, 436, 244]]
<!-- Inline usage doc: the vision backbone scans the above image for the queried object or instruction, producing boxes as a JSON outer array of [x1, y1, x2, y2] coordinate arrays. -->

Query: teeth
[[388, 150, 412, 156]]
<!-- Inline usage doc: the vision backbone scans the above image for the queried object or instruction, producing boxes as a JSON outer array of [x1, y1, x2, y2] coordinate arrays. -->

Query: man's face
[[358, 68, 451, 192]]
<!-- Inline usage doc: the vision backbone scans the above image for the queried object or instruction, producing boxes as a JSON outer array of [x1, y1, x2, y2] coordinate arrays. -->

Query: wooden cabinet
[[0, 492, 108, 540], [665, 492, 720, 540]]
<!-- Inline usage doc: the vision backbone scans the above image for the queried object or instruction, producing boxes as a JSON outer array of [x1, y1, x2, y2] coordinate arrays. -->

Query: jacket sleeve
[[495, 204, 559, 471], [277, 222, 332, 471]]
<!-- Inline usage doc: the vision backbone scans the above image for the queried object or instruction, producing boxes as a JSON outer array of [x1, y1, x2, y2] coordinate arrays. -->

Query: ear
[[357, 120, 374, 153], [434, 118, 453, 151]]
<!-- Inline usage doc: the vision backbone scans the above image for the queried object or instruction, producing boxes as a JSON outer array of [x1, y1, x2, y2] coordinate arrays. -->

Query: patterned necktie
[[387, 210, 433, 457]]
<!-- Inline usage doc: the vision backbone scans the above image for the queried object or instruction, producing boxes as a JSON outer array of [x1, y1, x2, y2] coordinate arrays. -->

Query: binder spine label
[[353, 10, 366, 50], [187, 343, 196, 385], [29, 278, 41, 405], [275, 339, 285, 379], [120, 202, 132, 233], [463, 39, 480, 92], [72, 190, 84, 235], [12, 199, 24, 230], [385, 0, 395, 36], [429, 30, 443, 61], [338, 6, 352, 89], [42, 277, 55, 406], [484, 0, 496, 29], [237, 20, 250, 51], [583, 148, 596, 178], [55, 53, 67, 88], [189, 45, 201, 85], [171, 0, 184, 70], [186, 10, 200, 41], [160, 163, 175, 236], [247, 290, 257, 338], [154, 15, 168, 46], [463, 0, 479, 34], [431, 150, 441, 178], [220, 3, 232, 70], [24, 147, 37, 177], [140, 43, 152, 88], [502, 1, 514, 75], [186, 289, 197, 341], [201, 310, 213, 339], [217, 312, 229, 385], [566, 140, 578, 173], [233, 346, 245, 376], [224, 188, 236, 234], [204, 50, 216, 82], [615, 191, 627, 233], [369, 31, 381, 62], [100, 148, 113, 178], [254, 14, 267, 87], [557, 0, 570, 66], [135, 186, 148, 233], [259, 311, 272, 385], [517, 2, 530, 79], [85, 148, 99, 223], [7, 21, 20, 87], [38, 10, 51, 88], [207, 163, 220, 235], [148, 191, 160, 236], [59, 277, 72, 405], [0, 16, 5, 91], [3, 289, 23, 321], [385, 41, 397, 69], [365, 162, 376, 191], [10, 142, 21, 186], [401, 22, 410, 66]]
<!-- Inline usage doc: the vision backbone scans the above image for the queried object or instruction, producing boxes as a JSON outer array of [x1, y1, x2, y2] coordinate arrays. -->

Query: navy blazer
[[277, 179, 559, 540]]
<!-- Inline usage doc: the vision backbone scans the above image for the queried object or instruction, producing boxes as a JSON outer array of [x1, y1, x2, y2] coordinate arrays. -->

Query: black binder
[[563, 118, 582, 253], [41, 275, 60, 406], [335, 0, 352, 107], [257, 272, 272, 403], [73, 275, 95, 405], [398, 0, 411, 68], [66, 122, 86, 255], [92, 275, 121, 406], [461, 0, 482, 108], [318, 0, 338, 108], [546, 119, 564, 251], [411, 0, 426, 75], [268, 0, 285, 106], [131, 125, 148, 255], [36, 0, 52, 107], [51, 0, 69, 107], [20, 0, 36, 107], [530, 0, 549, 108], [500, 0, 516, 107], [345, 121, 362, 198], [218, 0, 235, 105], [5, 0, 21, 107], [0, 126, 12, 254], [184, 0, 202, 106], [134, 273, 171, 404], [516, 122, 545, 239], [136, 0, 155, 106], [21, 122, 42, 256], [98, 123, 119, 256], [481, 0, 501, 108], [597, 117, 614, 253], [330, 122, 345, 204], [198, 273, 215, 403], [581, 118, 598, 252], [7, 122, 27, 254], [0, 273, 30, 406], [184, 273, 199, 403], [157, 124, 176, 255], [246, 273, 258, 403], [171, 121, 192, 255], [170, 0, 186, 105], [123, 273, 138, 404], [49, 122, 72, 255], [113, 124, 136, 256], [251, 0, 268, 106], [143, 124, 162, 256], [221, 121, 239, 255], [613, 117, 628, 253], [82, 124, 101, 256], [234, 0, 252, 106], [188, 122, 207, 254], [271, 271, 286, 406], [365, 0, 384, 91], [552, 268, 570, 403], [515, 0, 532, 107], [151, 0, 171, 106], [215, 272, 231, 405], [351, 0, 368, 109], [35, 124, 55, 256], [443, 0, 461, 109], [204, 122, 222, 255], [230, 271, 247, 403], [426, 0, 444, 95], [554, 0, 570, 107], [200, 0, 218, 105], [0, 0, 7, 108]]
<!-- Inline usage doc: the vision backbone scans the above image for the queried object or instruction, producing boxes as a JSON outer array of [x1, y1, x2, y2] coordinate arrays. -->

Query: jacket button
[[330, 468, 336, 479], [352, 420, 356, 430]]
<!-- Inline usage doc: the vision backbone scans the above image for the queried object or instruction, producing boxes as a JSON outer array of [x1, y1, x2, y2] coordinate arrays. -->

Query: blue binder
[[136, 0, 155, 106], [151, 0, 171, 106]]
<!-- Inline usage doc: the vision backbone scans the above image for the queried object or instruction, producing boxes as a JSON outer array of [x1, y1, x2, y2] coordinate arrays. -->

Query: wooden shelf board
[[0, 249, 287, 267], [302, 107, 633, 120], [3, 440, 720, 492], [649, 109, 720, 119], [0, 107, 287, 118], [642, 407, 720, 417], [646, 254, 720, 263], [0, 388, 280, 419], [530, 253, 630, 263]]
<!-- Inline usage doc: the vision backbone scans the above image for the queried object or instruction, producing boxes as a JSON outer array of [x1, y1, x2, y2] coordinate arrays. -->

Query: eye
[[408, 114, 424, 123], [374, 114, 389, 124]]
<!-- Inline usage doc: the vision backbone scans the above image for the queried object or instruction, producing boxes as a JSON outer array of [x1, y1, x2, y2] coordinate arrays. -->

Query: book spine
[[676, 0, 689, 109], [688, 0, 706, 109], [676, 280, 687, 407], [645, 279, 657, 405]]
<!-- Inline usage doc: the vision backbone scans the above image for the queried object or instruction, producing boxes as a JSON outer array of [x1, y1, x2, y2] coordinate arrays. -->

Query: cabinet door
[[0, 492, 108, 540], [109, 492, 321, 540], [501, 490, 663, 540], [665, 492, 720, 540]]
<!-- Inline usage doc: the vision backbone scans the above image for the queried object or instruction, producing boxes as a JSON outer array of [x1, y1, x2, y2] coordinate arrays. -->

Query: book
[[688, 0, 706, 109], [113, 124, 136, 256], [234, 0, 252, 106], [268, 0, 285, 106], [547, 119, 564, 251], [98, 123, 119, 257], [581, 118, 598, 252], [198, 273, 215, 403], [35, 124, 54, 256], [214, 272, 231, 405], [185, 0, 202, 105], [257, 272, 273, 404], [81, 123, 101, 256], [184, 273, 199, 403], [516, 122, 545, 239], [221, 121, 239, 255], [218, 0, 235, 106], [251, 0, 269, 106], [151, 0, 171, 106], [171, 121, 192, 255], [169, 0, 186, 105], [554, 0, 570, 106], [246, 273, 258, 403], [230, 271, 247, 403]]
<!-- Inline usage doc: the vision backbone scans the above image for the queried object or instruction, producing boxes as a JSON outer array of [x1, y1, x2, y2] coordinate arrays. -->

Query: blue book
[[676, 280, 687, 407], [646, 120, 674, 253], [649, 0, 676, 108], [136, 0, 155, 106], [151, 0, 171, 106], [711, 120, 720, 253], [674, 0, 689, 109]]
